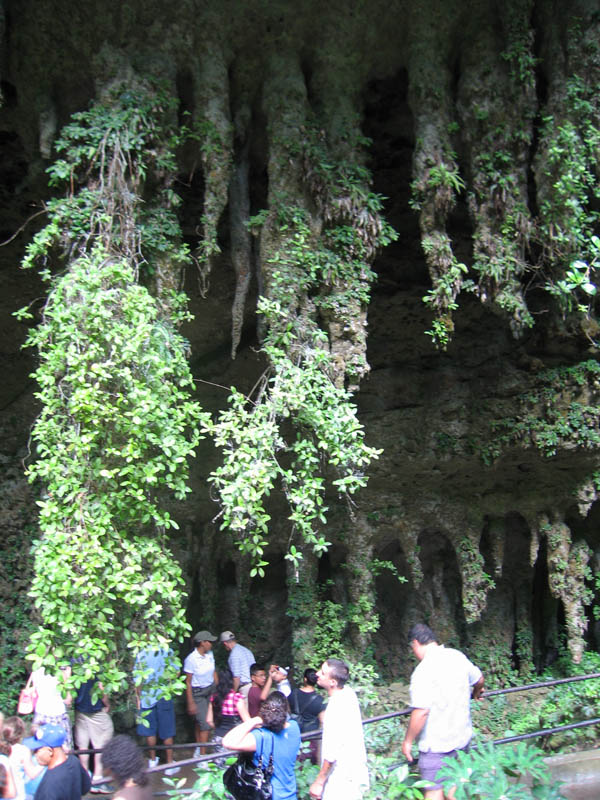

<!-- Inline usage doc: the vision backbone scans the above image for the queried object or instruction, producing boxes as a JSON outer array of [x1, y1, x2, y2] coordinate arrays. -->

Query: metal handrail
[[81, 669, 600, 781]]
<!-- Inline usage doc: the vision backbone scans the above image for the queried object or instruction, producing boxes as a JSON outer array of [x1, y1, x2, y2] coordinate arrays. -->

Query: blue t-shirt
[[251, 721, 301, 800], [134, 647, 173, 709]]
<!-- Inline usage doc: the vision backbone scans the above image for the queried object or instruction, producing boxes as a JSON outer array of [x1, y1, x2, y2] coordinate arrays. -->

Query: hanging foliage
[[16, 77, 203, 691]]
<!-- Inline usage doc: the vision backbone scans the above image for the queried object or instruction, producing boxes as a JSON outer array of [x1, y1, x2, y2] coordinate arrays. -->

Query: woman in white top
[[31, 667, 73, 750], [183, 631, 218, 755]]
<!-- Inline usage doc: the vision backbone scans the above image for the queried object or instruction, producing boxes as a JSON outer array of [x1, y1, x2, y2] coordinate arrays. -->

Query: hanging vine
[[15, 77, 203, 692], [204, 53, 395, 573]]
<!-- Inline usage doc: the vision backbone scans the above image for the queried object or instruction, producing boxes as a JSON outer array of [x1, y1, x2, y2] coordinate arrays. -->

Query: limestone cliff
[[1, 0, 599, 684]]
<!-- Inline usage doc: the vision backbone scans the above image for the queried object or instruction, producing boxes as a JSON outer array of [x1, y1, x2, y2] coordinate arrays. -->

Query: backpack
[[289, 690, 321, 733]]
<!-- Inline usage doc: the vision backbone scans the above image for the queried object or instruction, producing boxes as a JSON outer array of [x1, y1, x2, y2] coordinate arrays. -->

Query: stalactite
[[541, 514, 592, 663], [456, 0, 535, 333], [230, 547, 253, 632], [393, 515, 423, 585], [456, 525, 493, 623], [533, 0, 600, 332], [228, 98, 252, 358], [575, 478, 598, 517], [345, 511, 377, 656], [406, 0, 464, 344], [38, 104, 58, 160], [529, 523, 540, 567], [192, 48, 233, 295], [259, 47, 310, 280], [309, 56, 371, 390], [487, 517, 505, 578], [90, 53, 187, 311], [194, 522, 220, 624]]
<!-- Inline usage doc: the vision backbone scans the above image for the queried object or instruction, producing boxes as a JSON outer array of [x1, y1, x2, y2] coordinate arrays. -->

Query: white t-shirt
[[31, 668, 67, 717], [183, 649, 215, 688], [276, 678, 292, 697], [8, 743, 29, 800], [321, 685, 369, 798], [409, 645, 482, 753]]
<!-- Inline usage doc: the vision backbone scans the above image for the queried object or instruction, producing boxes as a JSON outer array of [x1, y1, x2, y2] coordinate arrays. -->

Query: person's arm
[[20, 750, 43, 780], [259, 672, 273, 700], [317, 710, 325, 728], [61, 665, 72, 707], [471, 675, 485, 700], [97, 681, 110, 713], [222, 717, 261, 752], [1, 762, 17, 799], [309, 759, 334, 799], [213, 670, 218, 685], [401, 708, 429, 761], [185, 673, 197, 715], [206, 701, 214, 728], [236, 695, 250, 723], [228, 650, 241, 692]]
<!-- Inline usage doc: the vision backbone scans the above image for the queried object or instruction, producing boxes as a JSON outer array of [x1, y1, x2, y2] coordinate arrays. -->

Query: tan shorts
[[74, 709, 114, 750]]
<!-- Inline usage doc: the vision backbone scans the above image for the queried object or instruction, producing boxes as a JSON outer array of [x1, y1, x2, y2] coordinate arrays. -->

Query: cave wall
[[1, 0, 599, 681]]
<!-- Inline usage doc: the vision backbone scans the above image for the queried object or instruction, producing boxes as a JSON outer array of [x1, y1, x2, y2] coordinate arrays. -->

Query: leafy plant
[[365, 758, 427, 800], [0, 526, 36, 711], [537, 70, 600, 331], [438, 742, 567, 799], [23, 249, 200, 693], [16, 80, 203, 695], [536, 651, 600, 750], [481, 360, 600, 460], [164, 759, 236, 800], [205, 205, 384, 573], [295, 757, 320, 798], [364, 718, 402, 756], [426, 162, 466, 194]]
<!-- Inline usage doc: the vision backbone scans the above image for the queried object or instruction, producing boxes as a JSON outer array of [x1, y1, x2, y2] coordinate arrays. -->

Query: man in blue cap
[[24, 724, 91, 800]]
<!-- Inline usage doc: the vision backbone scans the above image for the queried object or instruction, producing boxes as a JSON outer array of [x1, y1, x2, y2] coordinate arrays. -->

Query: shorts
[[214, 714, 241, 738], [74, 710, 114, 751], [418, 746, 468, 791], [33, 711, 73, 751], [192, 684, 215, 731], [137, 698, 176, 740]]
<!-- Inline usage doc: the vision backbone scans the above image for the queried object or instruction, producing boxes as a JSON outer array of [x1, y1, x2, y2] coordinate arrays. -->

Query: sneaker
[[193, 747, 201, 759], [90, 784, 113, 795], [165, 766, 180, 776], [148, 757, 159, 769]]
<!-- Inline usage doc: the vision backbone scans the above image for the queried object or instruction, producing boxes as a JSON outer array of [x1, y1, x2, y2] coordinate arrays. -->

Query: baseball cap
[[23, 724, 67, 750], [219, 630, 236, 642], [192, 630, 217, 643]]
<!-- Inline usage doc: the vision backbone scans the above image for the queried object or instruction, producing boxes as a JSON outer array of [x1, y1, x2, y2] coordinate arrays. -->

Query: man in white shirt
[[309, 659, 369, 800], [183, 630, 218, 756], [401, 623, 484, 800]]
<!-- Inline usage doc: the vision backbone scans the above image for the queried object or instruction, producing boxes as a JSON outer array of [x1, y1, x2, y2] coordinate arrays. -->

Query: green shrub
[[438, 741, 567, 799]]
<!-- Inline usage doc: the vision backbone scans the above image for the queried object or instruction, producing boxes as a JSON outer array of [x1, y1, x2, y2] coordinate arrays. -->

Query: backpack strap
[[291, 689, 301, 716], [298, 690, 320, 717]]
